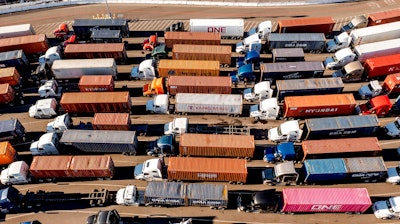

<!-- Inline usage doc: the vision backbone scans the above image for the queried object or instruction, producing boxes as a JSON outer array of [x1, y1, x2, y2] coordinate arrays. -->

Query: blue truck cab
[[263, 142, 296, 163], [236, 50, 261, 69], [146, 134, 175, 156]]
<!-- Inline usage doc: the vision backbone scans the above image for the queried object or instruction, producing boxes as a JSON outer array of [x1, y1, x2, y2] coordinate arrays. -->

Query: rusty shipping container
[[29, 155, 72, 178], [368, 8, 400, 26], [63, 43, 127, 64], [92, 113, 131, 131], [172, 44, 231, 66], [158, 60, 220, 77], [0, 34, 49, 55], [164, 32, 221, 49], [167, 76, 231, 96], [277, 17, 335, 35], [0, 141, 17, 166], [0, 83, 14, 104], [179, 133, 255, 158], [300, 137, 382, 162], [78, 75, 114, 92], [167, 157, 247, 183], [283, 94, 356, 118], [60, 92, 131, 114], [66, 155, 114, 178], [0, 67, 20, 86]]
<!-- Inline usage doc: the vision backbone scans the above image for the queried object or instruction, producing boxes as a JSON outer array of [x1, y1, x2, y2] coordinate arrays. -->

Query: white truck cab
[[249, 98, 280, 121], [235, 33, 262, 54], [373, 196, 400, 219], [384, 118, 400, 138], [0, 161, 31, 185], [134, 158, 164, 181], [28, 98, 58, 119], [164, 117, 188, 135], [243, 81, 273, 102], [323, 47, 356, 70], [386, 164, 400, 184], [116, 184, 139, 206], [268, 120, 303, 142], [146, 94, 170, 114], [130, 59, 156, 80], [30, 132, 60, 155], [38, 80, 62, 98], [38, 46, 62, 66], [325, 32, 351, 52], [46, 113, 73, 134]]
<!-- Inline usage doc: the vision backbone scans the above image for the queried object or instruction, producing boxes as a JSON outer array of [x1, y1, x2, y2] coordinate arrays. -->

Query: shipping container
[[0, 24, 35, 39], [354, 38, 400, 63], [189, 19, 244, 39], [174, 93, 242, 115], [164, 32, 221, 49], [66, 155, 114, 178], [0, 50, 30, 76], [78, 75, 114, 92], [59, 129, 138, 155], [167, 157, 247, 183], [276, 77, 344, 102], [158, 60, 220, 77], [29, 155, 71, 178], [51, 58, 117, 80], [300, 137, 381, 162], [0, 34, 49, 56], [186, 183, 228, 208], [0, 141, 17, 166], [363, 53, 400, 79], [281, 188, 371, 213], [172, 44, 231, 66], [144, 182, 186, 207], [301, 157, 387, 184], [72, 19, 129, 40], [272, 48, 305, 63], [382, 73, 400, 96], [301, 114, 380, 140], [90, 29, 122, 43], [0, 83, 14, 104], [277, 17, 335, 35], [282, 94, 356, 118], [60, 92, 131, 114], [92, 113, 131, 131], [261, 62, 324, 82], [0, 119, 25, 144], [179, 133, 255, 158], [167, 76, 231, 96], [63, 43, 127, 64], [0, 67, 20, 86], [267, 33, 326, 53], [349, 21, 400, 47], [368, 8, 400, 26]]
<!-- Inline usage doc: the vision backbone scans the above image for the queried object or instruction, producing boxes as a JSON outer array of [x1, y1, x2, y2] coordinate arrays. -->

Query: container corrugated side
[[344, 157, 387, 181], [281, 188, 371, 213], [167, 76, 231, 95], [172, 44, 231, 65], [67, 155, 114, 178], [368, 8, 400, 26], [64, 43, 126, 61], [92, 113, 131, 131], [0, 34, 49, 55], [363, 54, 400, 78], [277, 17, 335, 34], [0, 141, 16, 165], [0, 67, 20, 86], [78, 75, 114, 92], [302, 158, 347, 183], [29, 156, 72, 178], [158, 60, 220, 77], [167, 157, 247, 183], [186, 183, 228, 207], [144, 181, 186, 206], [354, 38, 400, 63], [383, 73, 400, 94], [165, 32, 221, 48], [179, 133, 254, 158]]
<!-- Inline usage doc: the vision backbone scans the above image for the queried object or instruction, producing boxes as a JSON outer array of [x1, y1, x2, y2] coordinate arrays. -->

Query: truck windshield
[[394, 120, 400, 129], [364, 101, 373, 110], [277, 126, 282, 136], [386, 200, 394, 213]]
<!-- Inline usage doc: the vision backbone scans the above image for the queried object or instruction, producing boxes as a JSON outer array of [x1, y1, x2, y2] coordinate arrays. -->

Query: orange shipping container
[[167, 76, 231, 95], [0, 34, 49, 55], [67, 155, 114, 178], [30, 155, 72, 178], [60, 92, 131, 114], [158, 60, 220, 77], [277, 17, 335, 35], [63, 43, 127, 64], [78, 75, 114, 92], [167, 157, 247, 183], [92, 113, 131, 131], [164, 32, 221, 48], [0, 141, 17, 165], [0, 67, 20, 86], [283, 94, 356, 118], [301, 137, 382, 162], [179, 133, 254, 158], [172, 44, 231, 66], [382, 73, 400, 96], [368, 9, 400, 26], [0, 83, 15, 104]]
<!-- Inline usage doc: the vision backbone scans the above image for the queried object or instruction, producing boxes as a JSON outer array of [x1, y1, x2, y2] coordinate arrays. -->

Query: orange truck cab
[[143, 77, 166, 96], [356, 95, 392, 117], [143, 35, 158, 51], [54, 23, 70, 39]]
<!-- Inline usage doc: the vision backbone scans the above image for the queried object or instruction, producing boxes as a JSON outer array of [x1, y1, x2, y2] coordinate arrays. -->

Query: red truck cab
[[357, 95, 392, 117]]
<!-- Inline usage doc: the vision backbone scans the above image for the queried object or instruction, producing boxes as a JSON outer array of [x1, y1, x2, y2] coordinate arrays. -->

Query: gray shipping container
[[144, 182, 186, 207], [301, 114, 380, 140], [0, 50, 30, 76], [261, 61, 324, 82], [186, 183, 228, 208], [0, 119, 25, 144], [59, 129, 138, 155], [272, 48, 305, 62], [276, 77, 344, 101], [267, 33, 326, 53]]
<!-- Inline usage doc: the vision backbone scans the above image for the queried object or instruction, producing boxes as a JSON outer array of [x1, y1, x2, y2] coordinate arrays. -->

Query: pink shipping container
[[281, 188, 372, 213], [167, 76, 231, 96], [179, 133, 254, 158], [164, 32, 221, 48], [78, 75, 114, 92], [92, 113, 131, 131], [172, 44, 231, 66], [67, 155, 114, 178], [29, 156, 72, 178]]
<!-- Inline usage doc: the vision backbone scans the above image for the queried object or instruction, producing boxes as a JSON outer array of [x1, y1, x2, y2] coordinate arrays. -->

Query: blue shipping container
[[302, 158, 348, 183]]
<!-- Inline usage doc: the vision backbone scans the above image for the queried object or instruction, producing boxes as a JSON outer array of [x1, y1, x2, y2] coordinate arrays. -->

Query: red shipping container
[[78, 75, 114, 92], [283, 94, 356, 118], [368, 9, 400, 26], [277, 17, 335, 34], [92, 113, 131, 131], [63, 43, 127, 63], [281, 188, 372, 213], [30, 156, 72, 178], [167, 76, 231, 96], [0, 67, 20, 86], [0, 83, 15, 104], [382, 73, 400, 95], [172, 44, 231, 66], [67, 155, 114, 178], [0, 34, 49, 55], [164, 32, 221, 48], [60, 92, 131, 114], [167, 157, 247, 183], [363, 54, 400, 79]]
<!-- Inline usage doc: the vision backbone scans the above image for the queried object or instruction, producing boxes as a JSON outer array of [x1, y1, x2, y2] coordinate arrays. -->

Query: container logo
[[311, 204, 342, 211], [329, 130, 357, 136], [197, 173, 218, 179], [191, 200, 222, 206], [305, 108, 338, 113], [283, 72, 301, 79], [351, 172, 381, 178], [284, 43, 307, 48], [207, 27, 227, 34]]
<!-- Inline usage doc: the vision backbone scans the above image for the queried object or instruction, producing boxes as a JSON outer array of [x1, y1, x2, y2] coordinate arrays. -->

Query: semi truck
[[0, 119, 25, 144], [356, 94, 393, 117], [146, 93, 242, 116], [28, 98, 58, 119], [63, 43, 127, 64], [373, 196, 400, 219], [266, 33, 326, 53], [134, 157, 247, 184], [358, 73, 400, 99], [78, 75, 115, 92], [164, 32, 221, 48], [0, 23, 35, 39], [0, 34, 49, 59], [323, 47, 356, 70], [172, 44, 232, 67], [157, 59, 220, 77], [0, 155, 115, 185], [260, 61, 325, 83], [276, 16, 335, 36], [384, 117, 400, 138], [243, 81, 273, 102]]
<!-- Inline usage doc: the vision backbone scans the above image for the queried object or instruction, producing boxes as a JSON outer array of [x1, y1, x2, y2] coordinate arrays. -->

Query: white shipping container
[[0, 24, 35, 39], [189, 19, 244, 38], [354, 38, 400, 63], [350, 21, 400, 46], [51, 58, 117, 80], [175, 93, 242, 115]]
